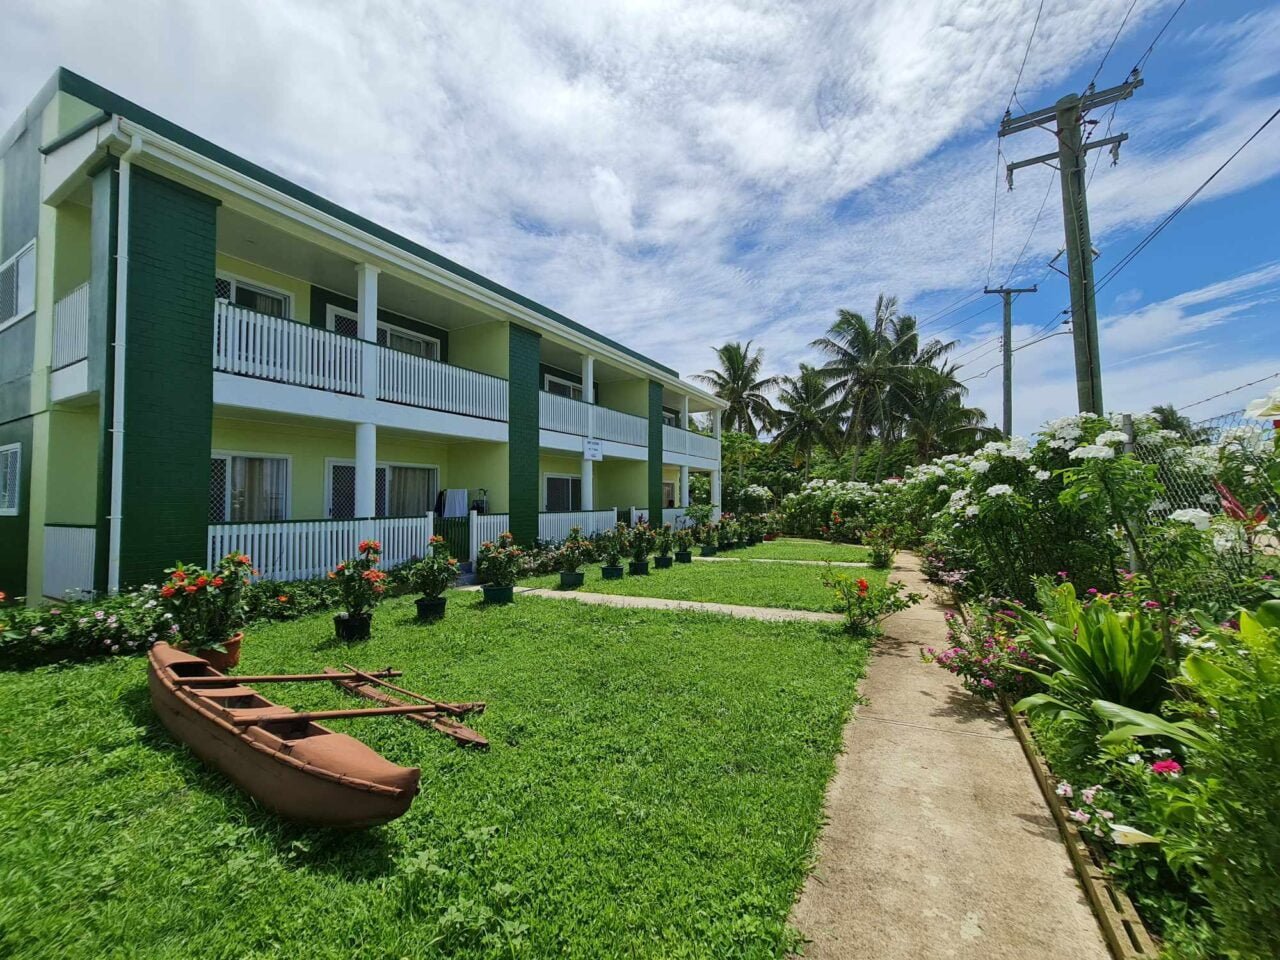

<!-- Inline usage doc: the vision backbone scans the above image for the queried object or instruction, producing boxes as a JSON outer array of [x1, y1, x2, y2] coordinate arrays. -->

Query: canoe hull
[[148, 645, 419, 828]]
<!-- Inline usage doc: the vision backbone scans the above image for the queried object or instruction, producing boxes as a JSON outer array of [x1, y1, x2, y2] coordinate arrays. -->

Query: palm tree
[[693, 341, 778, 437], [770, 364, 840, 480], [1149, 403, 1207, 443], [904, 366, 999, 462]]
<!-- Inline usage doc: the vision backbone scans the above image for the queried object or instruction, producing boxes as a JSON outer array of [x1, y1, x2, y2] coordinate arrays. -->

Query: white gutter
[[107, 130, 144, 594], [111, 115, 726, 409]]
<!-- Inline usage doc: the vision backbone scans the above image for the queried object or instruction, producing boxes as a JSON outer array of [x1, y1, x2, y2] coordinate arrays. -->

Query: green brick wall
[[508, 324, 541, 545], [648, 380, 663, 525], [118, 169, 218, 587]]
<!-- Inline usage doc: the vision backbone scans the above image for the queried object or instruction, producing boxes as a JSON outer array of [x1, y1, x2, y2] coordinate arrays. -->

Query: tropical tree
[[1150, 403, 1208, 444], [693, 341, 778, 437], [770, 364, 840, 479], [904, 366, 999, 462]]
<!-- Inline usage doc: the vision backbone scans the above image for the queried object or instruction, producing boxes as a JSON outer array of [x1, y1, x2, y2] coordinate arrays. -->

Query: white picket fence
[[662, 508, 694, 529], [539, 391, 590, 436], [469, 512, 511, 561], [538, 509, 617, 543], [380, 349, 508, 421], [594, 405, 647, 446], [206, 516, 433, 582], [43, 525, 96, 599], [214, 301, 362, 394], [52, 283, 91, 370]]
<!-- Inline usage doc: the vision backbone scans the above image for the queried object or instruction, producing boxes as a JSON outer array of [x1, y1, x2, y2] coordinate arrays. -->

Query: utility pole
[[999, 73, 1143, 415], [984, 285, 1037, 437]]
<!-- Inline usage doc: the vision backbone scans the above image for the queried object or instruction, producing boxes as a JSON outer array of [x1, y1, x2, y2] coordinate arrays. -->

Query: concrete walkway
[[790, 555, 1109, 960], [479, 585, 844, 623]]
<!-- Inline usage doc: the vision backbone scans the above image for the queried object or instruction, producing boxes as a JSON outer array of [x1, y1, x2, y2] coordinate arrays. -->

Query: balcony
[[213, 301, 508, 423], [538, 391, 648, 447], [662, 423, 719, 461]]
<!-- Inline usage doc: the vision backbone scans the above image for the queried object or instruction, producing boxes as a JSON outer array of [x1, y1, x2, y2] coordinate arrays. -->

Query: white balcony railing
[[43, 525, 96, 599], [214, 301, 362, 395], [663, 424, 719, 461], [379, 349, 508, 421], [207, 516, 433, 583], [594, 405, 647, 447], [52, 283, 90, 370], [539, 391, 590, 436], [538, 509, 617, 543]]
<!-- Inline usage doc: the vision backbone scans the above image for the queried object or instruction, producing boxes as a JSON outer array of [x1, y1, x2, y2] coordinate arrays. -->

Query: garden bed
[[0, 592, 868, 958]]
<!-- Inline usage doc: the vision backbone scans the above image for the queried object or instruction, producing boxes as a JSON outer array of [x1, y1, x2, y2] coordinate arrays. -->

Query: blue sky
[[3, 0, 1277, 435]]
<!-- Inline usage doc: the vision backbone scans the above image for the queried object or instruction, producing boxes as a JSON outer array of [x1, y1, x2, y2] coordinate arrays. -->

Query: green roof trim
[[48, 68, 679, 379]]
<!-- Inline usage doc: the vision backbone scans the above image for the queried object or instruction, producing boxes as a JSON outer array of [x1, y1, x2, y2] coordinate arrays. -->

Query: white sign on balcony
[[583, 438, 603, 461]]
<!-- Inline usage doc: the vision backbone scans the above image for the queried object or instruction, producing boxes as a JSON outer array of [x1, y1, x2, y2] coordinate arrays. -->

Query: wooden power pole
[[984, 285, 1037, 437], [999, 73, 1143, 415]]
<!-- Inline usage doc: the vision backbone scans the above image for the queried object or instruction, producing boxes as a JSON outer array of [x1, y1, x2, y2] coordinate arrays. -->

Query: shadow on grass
[[119, 683, 402, 879]]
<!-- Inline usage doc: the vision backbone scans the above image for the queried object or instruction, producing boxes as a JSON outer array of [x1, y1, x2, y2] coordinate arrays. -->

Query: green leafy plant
[[654, 524, 674, 557], [629, 523, 655, 562], [824, 572, 921, 637], [865, 523, 897, 569], [328, 540, 388, 617], [599, 524, 626, 566], [476, 532, 524, 588], [158, 553, 253, 652], [557, 527, 591, 573], [405, 536, 459, 599], [674, 528, 695, 553]]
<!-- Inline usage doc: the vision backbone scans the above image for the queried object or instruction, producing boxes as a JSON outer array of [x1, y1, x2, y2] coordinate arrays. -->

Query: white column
[[712, 411, 722, 439], [357, 263, 379, 399], [581, 354, 595, 404], [679, 465, 689, 507], [355, 422, 377, 523], [581, 455, 594, 510], [680, 396, 690, 429], [710, 469, 721, 509]]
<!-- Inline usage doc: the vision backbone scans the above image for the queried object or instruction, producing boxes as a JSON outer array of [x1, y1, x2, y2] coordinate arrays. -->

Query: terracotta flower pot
[[198, 632, 243, 671], [675, 550, 693, 564], [559, 570, 585, 589], [654, 555, 673, 569], [415, 596, 447, 621], [482, 584, 514, 604], [334, 612, 372, 642], [601, 565, 625, 580]]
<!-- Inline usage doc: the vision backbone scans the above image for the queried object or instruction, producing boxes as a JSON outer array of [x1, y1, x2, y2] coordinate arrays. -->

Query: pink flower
[[1069, 809, 1089, 824], [1082, 786, 1099, 805], [980, 678, 995, 689], [1055, 782, 1073, 799], [1151, 759, 1182, 776]]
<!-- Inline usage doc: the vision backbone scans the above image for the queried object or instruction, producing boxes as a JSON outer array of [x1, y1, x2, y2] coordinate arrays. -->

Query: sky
[[3, 0, 1278, 435]]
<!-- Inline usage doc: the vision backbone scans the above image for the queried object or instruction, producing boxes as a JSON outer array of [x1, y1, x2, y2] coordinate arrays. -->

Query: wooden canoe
[[148, 642, 420, 828]]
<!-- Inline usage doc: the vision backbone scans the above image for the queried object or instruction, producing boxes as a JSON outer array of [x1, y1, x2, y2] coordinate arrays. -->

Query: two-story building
[[0, 69, 724, 600]]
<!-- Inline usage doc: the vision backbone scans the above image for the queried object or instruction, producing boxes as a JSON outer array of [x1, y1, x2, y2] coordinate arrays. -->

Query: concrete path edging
[[476, 585, 845, 623]]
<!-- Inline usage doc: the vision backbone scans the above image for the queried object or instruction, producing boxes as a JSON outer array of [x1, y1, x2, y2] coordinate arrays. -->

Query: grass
[[0, 592, 868, 959], [729, 540, 870, 563], [524, 557, 886, 613]]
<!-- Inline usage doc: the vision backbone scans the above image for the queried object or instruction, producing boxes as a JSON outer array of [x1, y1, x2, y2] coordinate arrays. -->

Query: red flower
[[1151, 759, 1183, 776], [212, 577, 224, 587], [857, 578, 869, 596], [195, 576, 209, 588], [184, 585, 198, 594], [277, 595, 289, 603], [238, 554, 251, 564], [160, 586, 176, 598], [335, 563, 345, 572], [171, 570, 186, 583]]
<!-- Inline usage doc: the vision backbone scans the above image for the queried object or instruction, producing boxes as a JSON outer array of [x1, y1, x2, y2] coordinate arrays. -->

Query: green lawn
[[0, 592, 867, 959], [523, 557, 885, 613], [728, 540, 870, 563]]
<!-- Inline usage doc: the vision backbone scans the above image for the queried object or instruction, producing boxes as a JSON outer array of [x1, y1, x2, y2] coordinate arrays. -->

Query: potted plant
[[477, 531, 522, 604], [600, 524, 627, 579], [406, 536, 458, 620], [763, 513, 779, 542], [628, 522, 654, 575], [720, 514, 739, 550], [674, 528, 694, 563], [329, 540, 387, 641], [653, 523, 674, 569], [558, 526, 589, 589], [699, 523, 719, 557], [159, 552, 253, 669]]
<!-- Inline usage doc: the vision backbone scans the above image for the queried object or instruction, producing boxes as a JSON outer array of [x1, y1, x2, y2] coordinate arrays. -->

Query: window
[[327, 461, 438, 518], [209, 455, 289, 522], [544, 374, 583, 401], [214, 275, 291, 319], [328, 307, 440, 360], [0, 242, 36, 330], [662, 410, 679, 427], [0, 443, 21, 516], [544, 474, 582, 512], [663, 481, 676, 508]]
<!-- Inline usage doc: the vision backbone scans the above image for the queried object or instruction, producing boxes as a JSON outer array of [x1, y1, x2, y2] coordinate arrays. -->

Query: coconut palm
[[904, 367, 999, 462], [693, 341, 778, 438], [770, 364, 840, 480]]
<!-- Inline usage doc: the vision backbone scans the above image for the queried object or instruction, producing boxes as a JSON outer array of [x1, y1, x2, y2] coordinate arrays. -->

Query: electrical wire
[[1133, 0, 1187, 74], [1083, 0, 1140, 97], [1177, 372, 1280, 413], [1007, 0, 1047, 115]]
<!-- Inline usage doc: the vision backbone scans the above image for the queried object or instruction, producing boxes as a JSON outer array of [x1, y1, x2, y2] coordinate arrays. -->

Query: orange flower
[[277, 595, 289, 603], [238, 554, 251, 564], [172, 570, 186, 583], [184, 585, 198, 594], [857, 578, 869, 596], [0, 591, 6, 602], [160, 585, 176, 598], [212, 577, 224, 587], [328, 572, 337, 579], [195, 576, 209, 588]]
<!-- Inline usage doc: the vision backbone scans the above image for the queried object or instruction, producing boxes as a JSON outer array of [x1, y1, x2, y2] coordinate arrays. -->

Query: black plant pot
[[601, 565, 625, 580], [675, 550, 693, 564], [482, 584, 514, 605], [333, 612, 372, 642], [415, 596, 447, 621], [628, 560, 650, 575], [559, 570, 585, 589], [700, 546, 717, 557], [654, 555, 673, 569]]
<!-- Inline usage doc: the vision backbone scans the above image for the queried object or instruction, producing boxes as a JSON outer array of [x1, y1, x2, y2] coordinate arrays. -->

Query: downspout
[[107, 132, 144, 594]]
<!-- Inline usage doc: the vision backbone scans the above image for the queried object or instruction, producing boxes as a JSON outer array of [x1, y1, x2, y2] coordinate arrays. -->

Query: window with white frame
[[544, 373, 583, 400], [663, 481, 676, 508], [327, 462, 438, 519], [214, 275, 291, 319], [543, 474, 582, 512], [0, 242, 36, 330], [0, 443, 21, 515], [662, 409, 679, 427], [327, 307, 440, 360], [209, 455, 289, 522]]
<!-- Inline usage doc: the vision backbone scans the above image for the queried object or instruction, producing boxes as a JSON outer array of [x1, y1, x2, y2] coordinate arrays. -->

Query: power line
[[1001, 169, 1057, 286], [1132, 0, 1187, 74], [960, 329, 1072, 382], [1007, 0, 1047, 114], [1177, 372, 1280, 413], [1095, 104, 1280, 294], [916, 290, 986, 329], [1083, 0, 1140, 98]]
